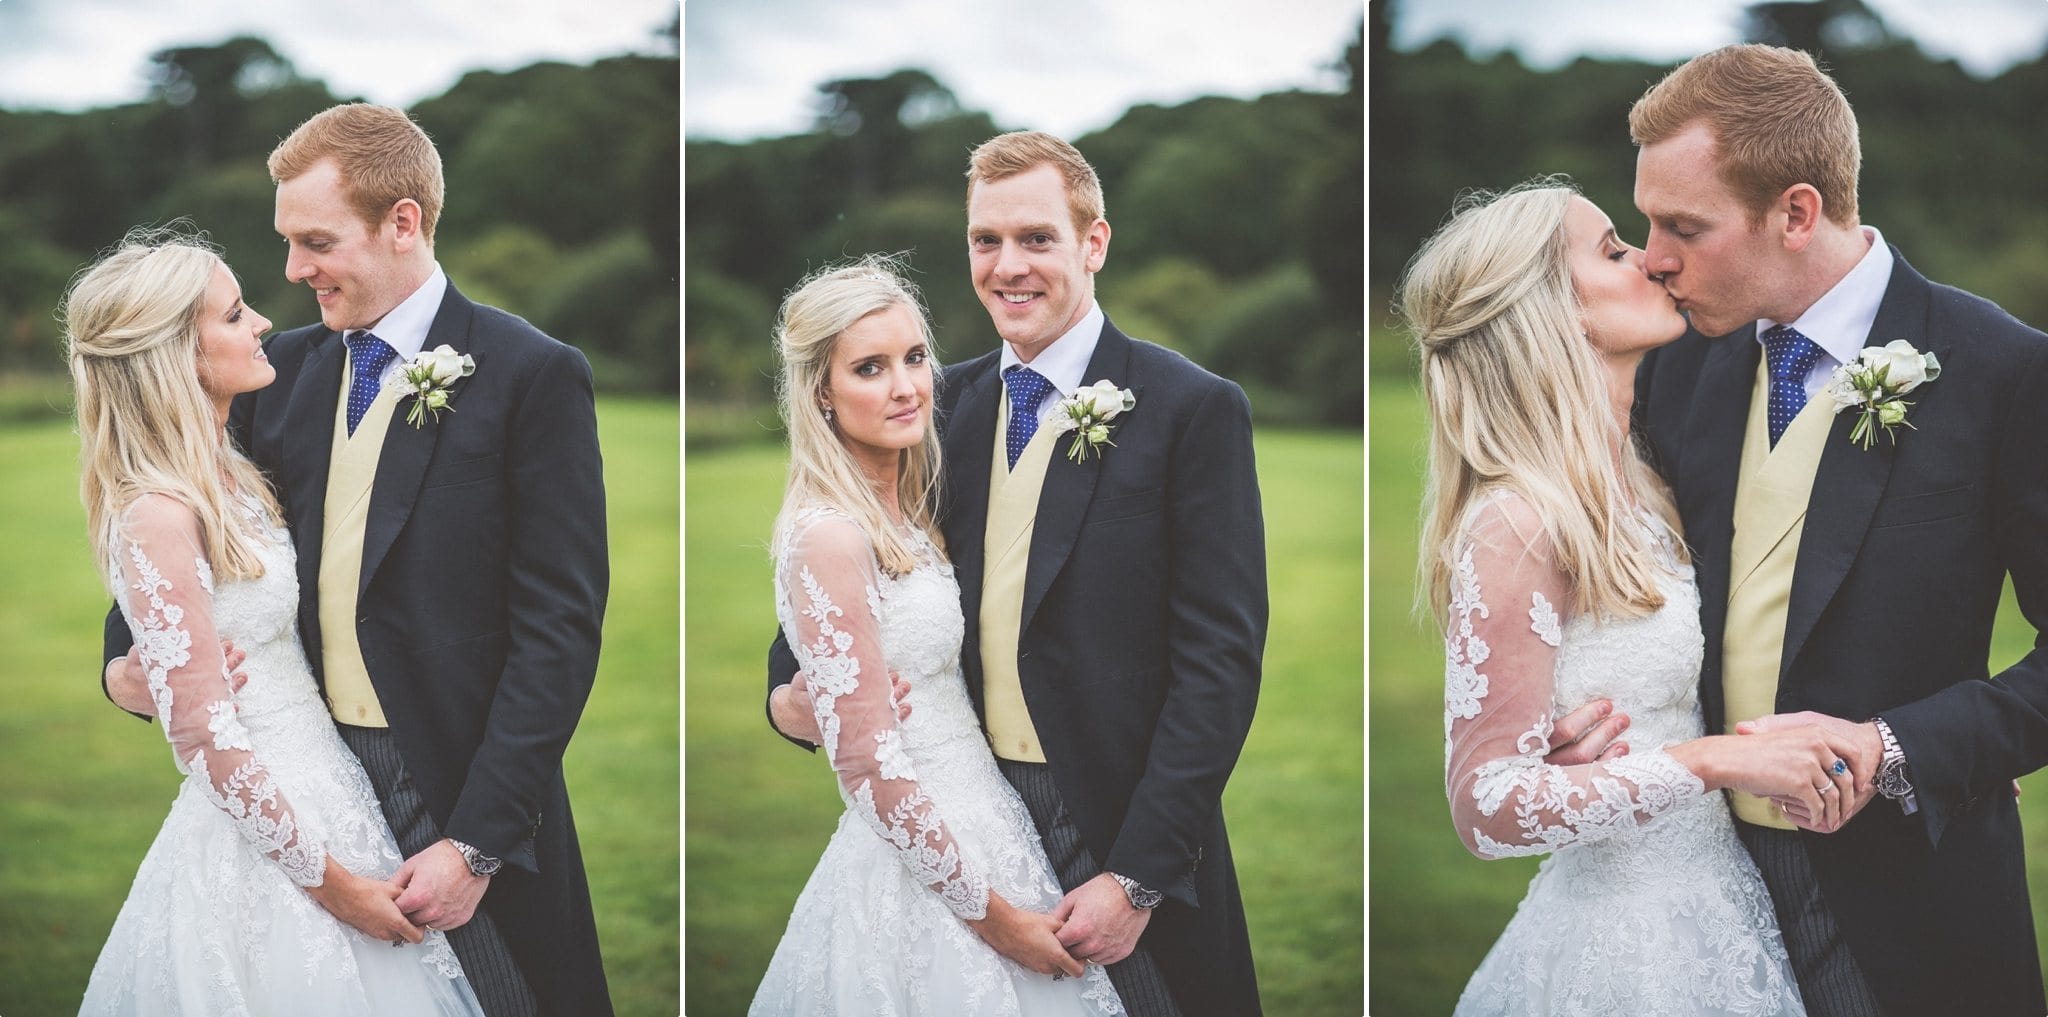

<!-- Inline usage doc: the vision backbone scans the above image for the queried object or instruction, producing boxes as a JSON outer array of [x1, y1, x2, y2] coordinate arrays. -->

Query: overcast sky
[[1391, 0, 2048, 77], [0, 0, 677, 112], [684, 0, 1363, 141]]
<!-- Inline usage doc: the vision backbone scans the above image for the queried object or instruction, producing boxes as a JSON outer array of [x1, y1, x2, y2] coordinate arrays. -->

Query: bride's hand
[[305, 857, 424, 946], [965, 893, 1085, 978], [1669, 724, 1868, 833]]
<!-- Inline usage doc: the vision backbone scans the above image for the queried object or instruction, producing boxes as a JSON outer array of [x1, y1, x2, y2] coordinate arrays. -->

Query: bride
[[749, 258, 1122, 1015], [67, 230, 480, 1016], [1405, 182, 1866, 1016]]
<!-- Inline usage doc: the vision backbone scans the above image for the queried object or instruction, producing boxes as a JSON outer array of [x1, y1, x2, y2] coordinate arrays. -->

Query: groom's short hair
[[965, 131, 1105, 237], [1628, 44, 1860, 227], [268, 103, 447, 246]]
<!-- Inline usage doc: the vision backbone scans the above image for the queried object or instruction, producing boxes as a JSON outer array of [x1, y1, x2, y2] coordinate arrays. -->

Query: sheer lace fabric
[[753, 504, 1122, 1016], [1444, 491, 1803, 1017], [82, 492, 480, 1017]]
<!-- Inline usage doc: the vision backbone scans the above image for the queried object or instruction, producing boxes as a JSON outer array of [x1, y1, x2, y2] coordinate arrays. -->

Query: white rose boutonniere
[[398, 344, 476, 428], [1048, 379, 1136, 464], [1823, 339, 1940, 450]]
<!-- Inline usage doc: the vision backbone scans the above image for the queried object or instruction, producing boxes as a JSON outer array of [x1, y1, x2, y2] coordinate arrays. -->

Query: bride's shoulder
[[776, 502, 875, 561], [114, 491, 202, 537], [1456, 487, 1555, 560]]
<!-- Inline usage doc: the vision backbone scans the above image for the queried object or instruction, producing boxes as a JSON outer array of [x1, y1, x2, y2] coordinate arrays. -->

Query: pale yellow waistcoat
[[320, 363, 401, 726], [980, 396, 1058, 762], [1723, 361, 1833, 827]]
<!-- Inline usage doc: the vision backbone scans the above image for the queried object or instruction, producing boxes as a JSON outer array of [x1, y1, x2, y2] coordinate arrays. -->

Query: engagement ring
[[1817, 784, 1835, 794], [1832, 759, 1848, 776]]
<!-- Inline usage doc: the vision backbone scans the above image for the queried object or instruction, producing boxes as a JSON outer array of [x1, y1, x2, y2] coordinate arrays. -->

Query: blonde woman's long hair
[[1401, 181, 1683, 626], [66, 227, 282, 594], [771, 255, 944, 577]]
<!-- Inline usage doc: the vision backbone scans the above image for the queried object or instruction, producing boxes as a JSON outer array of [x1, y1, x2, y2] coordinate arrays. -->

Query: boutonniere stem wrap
[[1049, 379, 1136, 464], [1824, 340, 1940, 450], [398, 344, 475, 428]]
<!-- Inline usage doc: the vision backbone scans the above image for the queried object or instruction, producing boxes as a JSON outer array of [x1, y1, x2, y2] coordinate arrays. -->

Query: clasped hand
[[1544, 701, 1881, 834]]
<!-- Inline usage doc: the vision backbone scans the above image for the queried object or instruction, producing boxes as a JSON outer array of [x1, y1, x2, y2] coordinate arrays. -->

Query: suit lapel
[[943, 358, 1001, 626], [1019, 323, 1131, 632], [282, 329, 346, 607], [1780, 253, 1931, 675], [358, 287, 476, 599], [1683, 325, 1760, 671]]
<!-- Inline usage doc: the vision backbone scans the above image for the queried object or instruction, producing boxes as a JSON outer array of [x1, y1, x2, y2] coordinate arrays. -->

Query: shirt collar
[[998, 299, 1104, 399], [355, 262, 448, 362], [1756, 225, 1893, 367]]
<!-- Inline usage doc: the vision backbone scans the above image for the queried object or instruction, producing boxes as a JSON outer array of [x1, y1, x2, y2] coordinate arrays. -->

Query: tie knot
[[1761, 325, 1824, 384], [346, 330, 398, 375], [1004, 366, 1054, 415]]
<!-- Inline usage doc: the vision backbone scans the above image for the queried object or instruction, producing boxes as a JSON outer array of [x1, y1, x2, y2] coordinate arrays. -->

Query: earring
[[822, 405, 835, 423]]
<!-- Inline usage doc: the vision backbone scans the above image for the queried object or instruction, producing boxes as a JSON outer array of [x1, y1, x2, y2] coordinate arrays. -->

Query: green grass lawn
[[684, 429, 1365, 1016], [1369, 376, 2048, 1015], [0, 398, 679, 1016]]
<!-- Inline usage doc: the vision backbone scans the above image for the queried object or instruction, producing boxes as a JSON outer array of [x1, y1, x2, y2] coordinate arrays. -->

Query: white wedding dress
[[1443, 491, 1803, 1017], [80, 493, 481, 1017], [751, 505, 1123, 1016]]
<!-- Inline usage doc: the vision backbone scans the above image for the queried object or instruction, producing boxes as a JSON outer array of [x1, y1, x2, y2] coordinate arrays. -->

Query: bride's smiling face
[[194, 261, 274, 406], [824, 303, 933, 475], [1564, 196, 1688, 358]]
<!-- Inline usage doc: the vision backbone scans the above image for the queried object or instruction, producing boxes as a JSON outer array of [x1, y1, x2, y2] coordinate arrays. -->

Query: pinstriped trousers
[[998, 758, 1185, 1017], [1735, 823, 1886, 1017], [337, 723, 542, 1017]]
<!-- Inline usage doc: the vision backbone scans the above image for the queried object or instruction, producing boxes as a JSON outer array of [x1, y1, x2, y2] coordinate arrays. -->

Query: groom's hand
[[1739, 711, 1883, 832], [768, 669, 912, 745], [1542, 699, 1631, 766], [392, 839, 490, 932], [104, 640, 249, 719], [1051, 873, 1152, 967]]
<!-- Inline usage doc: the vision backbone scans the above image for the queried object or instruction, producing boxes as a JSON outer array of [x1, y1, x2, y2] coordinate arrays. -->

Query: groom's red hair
[[1629, 44, 1861, 227], [268, 103, 447, 246]]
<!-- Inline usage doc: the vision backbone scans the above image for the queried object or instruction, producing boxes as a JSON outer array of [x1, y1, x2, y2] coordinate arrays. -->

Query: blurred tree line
[[685, 25, 1364, 436], [0, 26, 679, 404], [1370, 0, 2048, 376]]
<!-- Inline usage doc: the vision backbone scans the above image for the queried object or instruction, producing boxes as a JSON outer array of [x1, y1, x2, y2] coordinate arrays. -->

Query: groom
[[101, 103, 613, 1017], [1560, 45, 2048, 1016], [767, 131, 1268, 1017]]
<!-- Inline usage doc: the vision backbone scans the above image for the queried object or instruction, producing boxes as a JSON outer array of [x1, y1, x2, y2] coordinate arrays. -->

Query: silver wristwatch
[[1870, 717, 1918, 816], [450, 838, 502, 877], [1109, 872, 1163, 910]]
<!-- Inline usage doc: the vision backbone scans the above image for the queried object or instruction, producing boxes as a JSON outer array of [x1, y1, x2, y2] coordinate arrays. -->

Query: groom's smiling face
[[966, 163, 1109, 362], [274, 158, 417, 333]]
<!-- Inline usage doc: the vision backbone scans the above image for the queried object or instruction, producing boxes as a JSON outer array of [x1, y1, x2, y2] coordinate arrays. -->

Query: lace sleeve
[[778, 513, 989, 920], [114, 494, 326, 887], [1442, 494, 1705, 859]]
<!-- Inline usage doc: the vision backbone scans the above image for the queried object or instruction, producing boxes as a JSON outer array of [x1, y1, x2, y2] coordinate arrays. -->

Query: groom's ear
[[1777, 183, 1824, 252], [387, 198, 428, 252]]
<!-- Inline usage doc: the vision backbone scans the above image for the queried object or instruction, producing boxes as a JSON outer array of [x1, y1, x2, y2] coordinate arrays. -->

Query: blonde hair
[[1629, 44, 1860, 226], [65, 227, 283, 592], [269, 103, 446, 246], [966, 130, 1106, 237], [1401, 181, 1684, 626], [771, 255, 944, 577]]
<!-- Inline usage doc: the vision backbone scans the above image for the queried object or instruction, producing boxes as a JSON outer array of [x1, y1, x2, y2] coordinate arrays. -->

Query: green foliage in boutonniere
[[1049, 379, 1136, 464], [1824, 340, 1940, 450], [397, 344, 476, 428]]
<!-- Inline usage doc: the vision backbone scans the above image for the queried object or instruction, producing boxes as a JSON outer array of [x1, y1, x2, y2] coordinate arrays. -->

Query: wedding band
[[391, 938, 405, 947], [1817, 784, 1835, 794], [1052, 972, 1065, 981], [1832, 759, 1848, 776]]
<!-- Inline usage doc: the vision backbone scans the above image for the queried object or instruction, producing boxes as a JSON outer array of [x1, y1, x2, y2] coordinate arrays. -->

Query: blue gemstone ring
[[1832, 759, 1848, 776]]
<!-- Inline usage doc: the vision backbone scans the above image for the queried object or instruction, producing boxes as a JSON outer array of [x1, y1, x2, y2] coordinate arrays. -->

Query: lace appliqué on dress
[[782, 510, 991, 922], [119, 507, 325, 889]]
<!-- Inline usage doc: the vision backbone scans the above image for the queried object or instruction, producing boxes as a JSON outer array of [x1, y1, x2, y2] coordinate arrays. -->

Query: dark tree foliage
[[1371, 0, 2048, 374], [684, 23, 1366, 428], [0, 38, 679, 394]]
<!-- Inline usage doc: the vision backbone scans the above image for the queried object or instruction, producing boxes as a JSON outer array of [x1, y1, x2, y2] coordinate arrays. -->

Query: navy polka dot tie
[[343, 331, 398, 436], [1003, 366, 1054, 469], [1761, 324, 1825, 449]]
